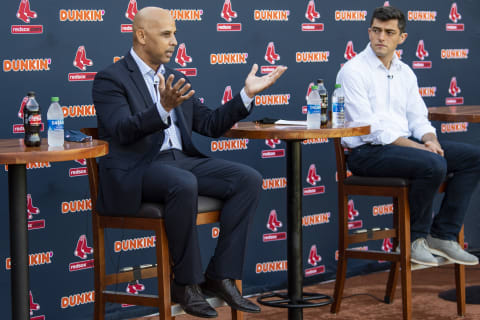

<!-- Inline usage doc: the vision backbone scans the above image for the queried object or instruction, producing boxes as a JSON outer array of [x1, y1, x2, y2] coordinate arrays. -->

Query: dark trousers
[[347, 140, 480, 241], [142, 149, 262, 285]]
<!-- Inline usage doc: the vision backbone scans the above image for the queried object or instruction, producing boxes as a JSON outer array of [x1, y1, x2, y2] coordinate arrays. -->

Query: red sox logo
[[125, 0, 138, 21], [308, 244, 321, 266], [305, 0, 320, 22], [73, 46, 93, 71], [348, 199, 359, 220], [221, 86, 233, 104], [264, 42, 280, 65], [266, 209, 282, 232], [449, 2, 461, 23], [175, 43, 193, 67], [30, 290, 40, 316], [306, 164, 321, 186], [416, 40, 429, 60], [449, 77, 461, 97], [265, 139, 281, 148], [74, 234, 93, 260], [17, 0, 37, 23], [126, 281, 145, 294], [221, 0, 238, 22], [344, 41, 357, 61]]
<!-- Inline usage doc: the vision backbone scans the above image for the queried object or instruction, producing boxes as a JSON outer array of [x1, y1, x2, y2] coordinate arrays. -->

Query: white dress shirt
[[336, 43, 436, 149], [130, 48, 254, 152]]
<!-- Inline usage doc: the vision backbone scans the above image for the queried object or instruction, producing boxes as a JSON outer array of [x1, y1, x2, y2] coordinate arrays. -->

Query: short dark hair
[[370, 6, 406, 33]]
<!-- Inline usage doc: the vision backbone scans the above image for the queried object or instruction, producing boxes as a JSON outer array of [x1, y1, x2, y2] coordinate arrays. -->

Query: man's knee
[[168, 172, 198, 199], [428, 155, 447, 182]]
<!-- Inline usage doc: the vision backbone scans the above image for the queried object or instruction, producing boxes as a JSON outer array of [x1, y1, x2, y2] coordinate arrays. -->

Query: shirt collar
[[130, 48, 165, 79], [365, 42, 402, 71]]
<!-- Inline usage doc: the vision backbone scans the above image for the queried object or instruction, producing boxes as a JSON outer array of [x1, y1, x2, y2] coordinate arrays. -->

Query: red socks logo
[[383, 1, 390, 6], [306, 164, 321, 186], [347, 199, 359, 220], [382, 238, 394, 252], [264, 42, 280, 65], [449, 77, 461, 97], [265, 139, 281, 148], [221, 86, 233, 105], [27, 194, 40, 220], [344, 41, 357, 61], [221, 0, 237, 22], [73, 46, 93, 71], [17, 0, 37, 23], [125, 0, 138, 21], [416, 40, 429, 60], [30, 291, 40, 316], [305, 0, 320, 22], [126, 280, 145, 294], [266, 210, 283, 232], [308, 245, 321, 266], [175, 43, 192, 67], [449, 3, 461, 23], [74, 235, 94, 259]]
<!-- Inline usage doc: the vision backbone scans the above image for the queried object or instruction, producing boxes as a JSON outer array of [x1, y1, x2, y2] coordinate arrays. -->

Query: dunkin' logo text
[[114, 236, 156, 252], [441, 49, 469, 59], [6, 251, 53, 270], [373, 204, 393, 216], [407, 11, 437, 21], [255, 94, 290, 106], [419, 86, 436, 97], [210, 53, 248, 65], [170, 9, 203, 21], [59, 9, 105, 21], [62, 105, 96, 118], [255, 260, 288, 274], [441, 122, 468, 133], [296, 51, 329, 63], [211, 139, 248, 152], [302, 212, 331, 226], [335, 10, 367, 21], [3, 58, 51, 72], [254, 10, 290, 21], [61, 199, 92, 214], [262, 178, 287, 190], [61, 291, 94, 309]]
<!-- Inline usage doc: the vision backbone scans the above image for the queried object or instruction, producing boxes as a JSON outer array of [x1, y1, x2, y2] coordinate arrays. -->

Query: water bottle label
[[48, 119, 64, 131], [332, 102, 345, 112], [307, 104, 321, 114]]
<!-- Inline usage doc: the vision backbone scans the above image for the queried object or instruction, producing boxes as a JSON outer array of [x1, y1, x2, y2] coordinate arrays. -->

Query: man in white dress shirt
[[336, 6, 480, 266]]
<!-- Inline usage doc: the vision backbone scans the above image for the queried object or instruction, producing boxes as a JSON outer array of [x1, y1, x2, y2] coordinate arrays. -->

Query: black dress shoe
[[201, 276, 261, 313], [171, 282, 218, 318]]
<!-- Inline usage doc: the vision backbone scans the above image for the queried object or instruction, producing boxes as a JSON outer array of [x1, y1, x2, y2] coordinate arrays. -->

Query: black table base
[[439, 286, 480, 304], [257, 291, 334, 308], [9, 164, 29, 320]]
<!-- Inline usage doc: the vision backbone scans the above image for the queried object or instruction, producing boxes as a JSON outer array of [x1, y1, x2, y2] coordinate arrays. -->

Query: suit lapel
[[125, 53, 154, 109]]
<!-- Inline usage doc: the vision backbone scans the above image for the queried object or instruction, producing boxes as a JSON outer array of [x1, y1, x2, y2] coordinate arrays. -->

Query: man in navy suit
[[92, 6, 287, 318]]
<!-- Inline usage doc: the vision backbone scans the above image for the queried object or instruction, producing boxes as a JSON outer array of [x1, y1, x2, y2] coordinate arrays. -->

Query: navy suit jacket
[[92, 52, 252, 215]]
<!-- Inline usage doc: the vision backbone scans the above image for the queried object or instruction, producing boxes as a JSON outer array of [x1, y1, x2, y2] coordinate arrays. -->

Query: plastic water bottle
[[317, 79, 328, 126], [332, 84, 345, 128], [47, 97, 64, 146], [307, 84, 321, 129]]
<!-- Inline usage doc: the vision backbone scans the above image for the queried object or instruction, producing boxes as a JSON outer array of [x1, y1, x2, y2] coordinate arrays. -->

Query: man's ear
[[136, 29, 146, 45], [399, 32, 408, 45]]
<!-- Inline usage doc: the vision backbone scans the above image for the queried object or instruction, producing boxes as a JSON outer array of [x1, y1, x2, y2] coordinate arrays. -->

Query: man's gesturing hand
[[244, 64, 287, 98], [158, 73, 195, 112]]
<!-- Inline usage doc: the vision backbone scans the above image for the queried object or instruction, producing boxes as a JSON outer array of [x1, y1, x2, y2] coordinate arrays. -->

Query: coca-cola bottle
[[23, 91, 42, 147]]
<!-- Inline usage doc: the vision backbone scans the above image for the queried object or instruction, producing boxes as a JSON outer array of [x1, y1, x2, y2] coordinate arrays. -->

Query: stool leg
[[93, 216, 105, 320], [455, 227, 466, 316], [231, 280, 244, 320], [398, 191, 412, 320], [385, 198, 400, 304], [156, 222, 173, 320], [331, 193, 349, 314]]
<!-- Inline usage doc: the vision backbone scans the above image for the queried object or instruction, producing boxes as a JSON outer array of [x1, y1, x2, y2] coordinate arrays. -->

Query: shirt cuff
[[240, 88, 253, 111], [156, 102, 170, 125]]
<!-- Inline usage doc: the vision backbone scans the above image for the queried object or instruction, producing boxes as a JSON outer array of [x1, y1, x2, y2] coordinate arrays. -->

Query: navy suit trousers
[[142, 149, 262, 285]]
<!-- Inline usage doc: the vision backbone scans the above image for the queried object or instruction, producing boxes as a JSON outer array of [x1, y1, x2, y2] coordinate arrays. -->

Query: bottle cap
[[51, 97, 60, 102], [311, 85, 318, 90], [316, 79, 324, 84], [27, 91, 35, 97], [335, 84, 341, 89]]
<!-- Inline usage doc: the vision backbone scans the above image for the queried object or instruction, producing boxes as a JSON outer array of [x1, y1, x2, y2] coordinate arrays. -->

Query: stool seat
[[100, 196, 224, 219], [344, 176, 409, 187]]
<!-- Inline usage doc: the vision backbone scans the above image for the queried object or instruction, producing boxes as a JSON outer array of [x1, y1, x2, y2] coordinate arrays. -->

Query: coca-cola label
[[28, 114, 42, 125]]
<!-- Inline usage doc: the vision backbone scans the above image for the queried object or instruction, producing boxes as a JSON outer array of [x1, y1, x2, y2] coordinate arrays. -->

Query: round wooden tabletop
[[0, 138, 108, 164], [428, 106, 480, 123], [224, 121, 370, 140]]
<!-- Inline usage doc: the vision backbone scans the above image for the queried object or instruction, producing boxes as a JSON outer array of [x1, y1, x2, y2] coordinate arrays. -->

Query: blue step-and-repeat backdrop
[[1, 0, 479, 319]]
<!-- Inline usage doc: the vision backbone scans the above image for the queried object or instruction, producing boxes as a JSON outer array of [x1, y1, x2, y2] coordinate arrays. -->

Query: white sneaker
[[410, 238, 439, 266], [427, 235, 479, 265]]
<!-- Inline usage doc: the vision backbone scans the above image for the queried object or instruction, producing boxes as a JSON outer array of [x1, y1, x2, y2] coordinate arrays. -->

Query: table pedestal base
[[257, 291, 333, 309]]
